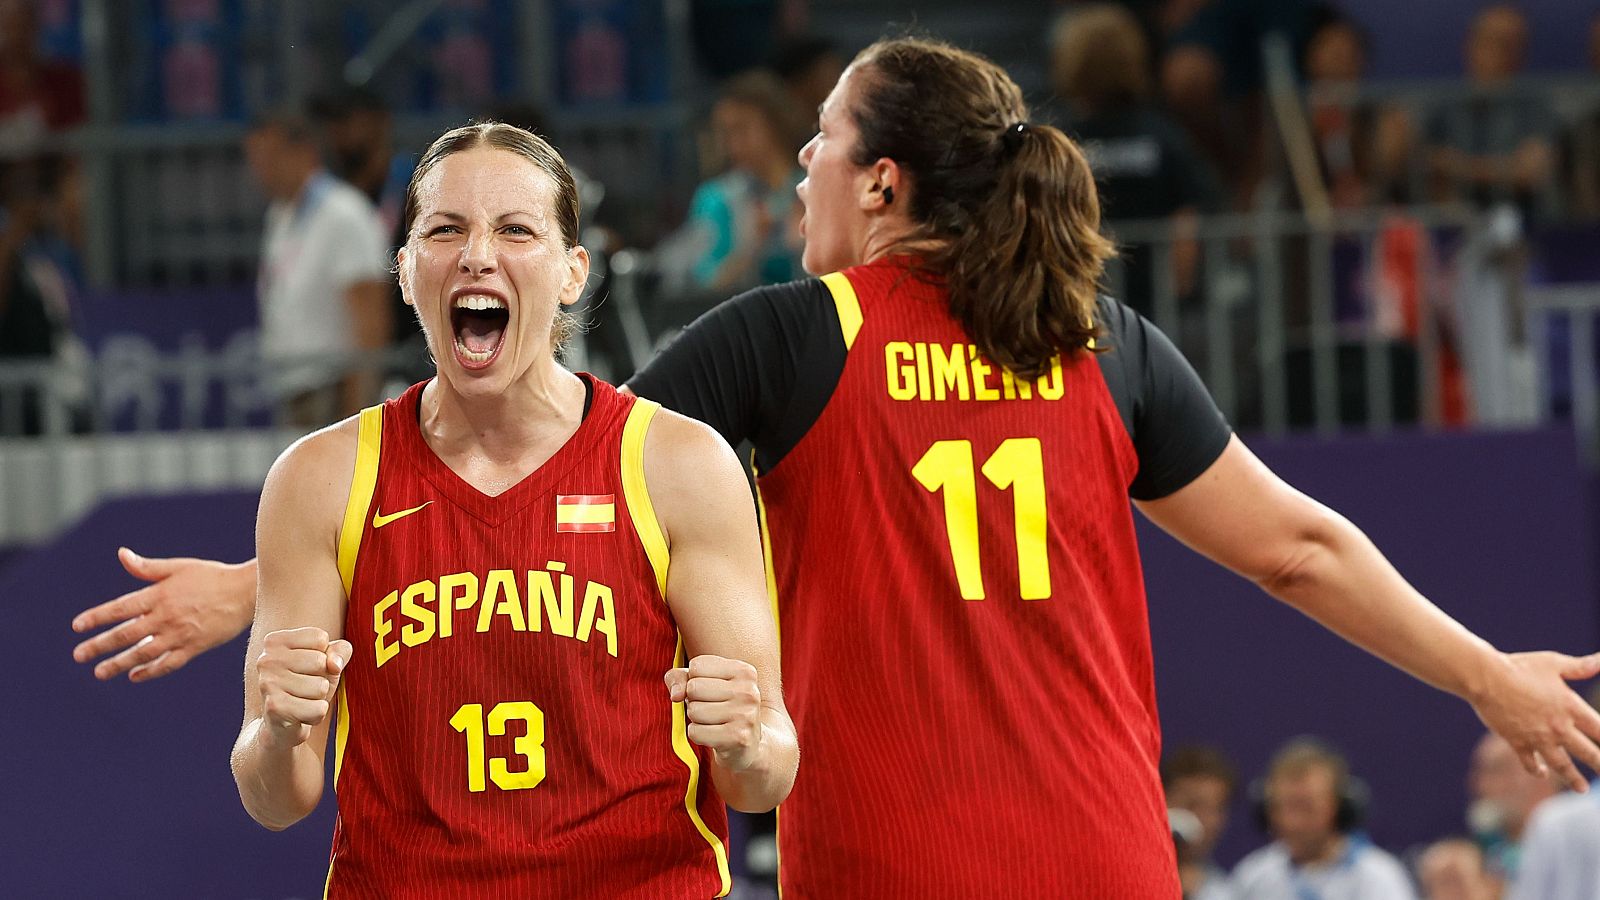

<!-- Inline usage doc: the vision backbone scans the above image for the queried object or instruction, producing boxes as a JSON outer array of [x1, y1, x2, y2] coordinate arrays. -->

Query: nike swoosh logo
[[372, 501, 432, 528]]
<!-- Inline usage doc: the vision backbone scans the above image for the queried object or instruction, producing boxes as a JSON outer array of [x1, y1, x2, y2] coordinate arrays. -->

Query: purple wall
[[4, 492, 338, 899], [7, 427, 1597, 893], [1147, 426, 1600, 866]]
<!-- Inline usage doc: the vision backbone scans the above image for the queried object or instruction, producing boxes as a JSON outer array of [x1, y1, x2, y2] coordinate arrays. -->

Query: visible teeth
[[454, 294, 507, 311], [455, 339, 495, 363]]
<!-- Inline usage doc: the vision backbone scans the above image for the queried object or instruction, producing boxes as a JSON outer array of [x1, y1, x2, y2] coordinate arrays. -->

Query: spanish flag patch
[[556, 494, 616, 533]]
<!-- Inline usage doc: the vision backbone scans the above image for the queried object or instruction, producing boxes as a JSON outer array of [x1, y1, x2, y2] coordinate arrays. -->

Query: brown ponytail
[[849, 38, 1115, 379]]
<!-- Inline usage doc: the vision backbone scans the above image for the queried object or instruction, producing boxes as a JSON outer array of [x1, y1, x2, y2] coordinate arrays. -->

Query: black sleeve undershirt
[[624, 280, 1231, 498]]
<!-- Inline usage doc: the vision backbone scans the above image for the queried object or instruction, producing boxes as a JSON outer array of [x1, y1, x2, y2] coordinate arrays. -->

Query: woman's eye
[[502, 224, 532, 236], [430, 224, 461, 236]]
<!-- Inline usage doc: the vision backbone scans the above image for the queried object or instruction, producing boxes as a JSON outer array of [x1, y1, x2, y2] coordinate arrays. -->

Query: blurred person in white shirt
[[1231, 737, 1416, 900], [1509, 687, 1600, 900], [1468, 731, 1557, 885], [243, 110, 391, 427]]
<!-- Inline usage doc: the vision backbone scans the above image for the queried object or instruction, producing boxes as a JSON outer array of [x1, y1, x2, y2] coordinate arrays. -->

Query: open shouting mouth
[[451, 290, 510, 370]]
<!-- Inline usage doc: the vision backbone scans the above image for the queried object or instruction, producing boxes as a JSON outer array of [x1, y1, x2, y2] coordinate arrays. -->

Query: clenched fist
[[664, 655, 763, 771], [256, 627, 352, 751]]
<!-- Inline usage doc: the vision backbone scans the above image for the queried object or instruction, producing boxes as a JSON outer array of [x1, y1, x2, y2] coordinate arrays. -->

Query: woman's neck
[[421, 360, 584, 467]]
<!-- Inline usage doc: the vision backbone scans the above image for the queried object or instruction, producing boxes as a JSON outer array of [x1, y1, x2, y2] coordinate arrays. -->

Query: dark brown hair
[[400, 122, 584, 350], [848, 37, 1115, 378]]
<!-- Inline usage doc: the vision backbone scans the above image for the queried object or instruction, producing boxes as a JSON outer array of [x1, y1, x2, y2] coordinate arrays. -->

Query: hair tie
[[1001, 122, 1031, 156]]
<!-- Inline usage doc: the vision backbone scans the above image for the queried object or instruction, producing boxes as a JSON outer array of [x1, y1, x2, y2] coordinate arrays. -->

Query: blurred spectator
[[1417, 838, 1499, 900], [1160, 0, 1315, 206], [0, 0, 84, 160], [1564, 13, 1600, 217], [1302, 6, 1412, 209], [310, 87, 430, 390], [1231, 737, 1416, 900], [309, 87, 411, 235], [769, 35, 845, 133], [1163, 745, 1239, 900], [673, 70, 803, 293], [1425, 4, 1556, 210], [1505, 686, 1600, 900], [1048, 3, 1220, 319], [244, 111, 392, 428], [1429, 6, 1551, 427], [1468, 731, 1557, 885]]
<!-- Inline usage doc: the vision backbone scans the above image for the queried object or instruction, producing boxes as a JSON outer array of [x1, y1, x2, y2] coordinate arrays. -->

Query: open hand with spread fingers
[[1470, 650, 1600, 792], [71, 547, 255, 682]]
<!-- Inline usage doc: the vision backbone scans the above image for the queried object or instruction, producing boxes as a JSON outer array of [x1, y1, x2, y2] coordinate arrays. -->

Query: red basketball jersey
[[325, 377, 731, 899], [756, 260, 1179, 897]]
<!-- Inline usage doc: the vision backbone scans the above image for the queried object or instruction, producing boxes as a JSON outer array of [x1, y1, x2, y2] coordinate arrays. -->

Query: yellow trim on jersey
[[752, 474, 785, 896], [337, 405, 384, 596], [751, 470, 780, 645], [821, 271, 863, 350], [619, 399, 670, 597], [621, 399, 730, 894], [671, 637, 734, 897], [326, 405, 381, 897]]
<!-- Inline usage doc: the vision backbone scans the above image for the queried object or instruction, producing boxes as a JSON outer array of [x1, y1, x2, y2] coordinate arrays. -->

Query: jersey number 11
[[912, 438, 1051, 601]]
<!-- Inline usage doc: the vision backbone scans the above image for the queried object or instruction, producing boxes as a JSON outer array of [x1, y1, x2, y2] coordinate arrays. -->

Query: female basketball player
[[78, 39, 1599, 899], [229, 123, 795, 897]]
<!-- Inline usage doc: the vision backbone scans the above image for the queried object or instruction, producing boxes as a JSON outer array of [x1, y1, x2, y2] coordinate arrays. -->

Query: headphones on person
[[1248, 737, 1371, 834]]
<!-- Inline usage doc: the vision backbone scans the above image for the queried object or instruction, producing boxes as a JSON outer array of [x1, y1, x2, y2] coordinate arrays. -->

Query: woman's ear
[[561, 245, 592, 307], [395, 246, 415, 306], [862, 157, 901, 211]]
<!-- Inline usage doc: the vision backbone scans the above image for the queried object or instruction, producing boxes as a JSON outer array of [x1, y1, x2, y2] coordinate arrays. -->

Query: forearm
[[231, 719, 326, 830], [1259, 512, 1502, 703], [708, 705, 798, 813]]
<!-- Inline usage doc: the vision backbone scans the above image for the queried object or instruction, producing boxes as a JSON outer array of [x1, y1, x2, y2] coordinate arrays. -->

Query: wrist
[[1458, 643, 1510, 707]]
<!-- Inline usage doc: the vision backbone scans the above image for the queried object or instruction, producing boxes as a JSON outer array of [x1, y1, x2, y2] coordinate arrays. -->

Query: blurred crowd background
[[5, 1, 1600, 898]]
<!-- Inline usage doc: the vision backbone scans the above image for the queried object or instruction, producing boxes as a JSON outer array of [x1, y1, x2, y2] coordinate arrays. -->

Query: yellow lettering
[[438, 572, 479, 639], [576, 582, 618, 658], [1036, 355, 1065, 401], [970, 350, 999, 401], [400, 581, 436, 647], [493, 570, 527, 631], [914, 342, 932, 400], [373, 589, 399, 668], [479, 570, 519, 633], [931, 343, 969, 401], [886, 342, 916, 400], [547, 571, 575, 638], [1001, 368, 1033, 400]]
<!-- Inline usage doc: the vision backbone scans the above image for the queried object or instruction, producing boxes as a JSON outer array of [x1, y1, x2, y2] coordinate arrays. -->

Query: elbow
[[239, 790, 315, 832], [1253, 508, 1348, 601]]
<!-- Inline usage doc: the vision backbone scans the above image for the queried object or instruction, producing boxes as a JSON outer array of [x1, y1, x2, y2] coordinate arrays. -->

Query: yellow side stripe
[[670, 638, 734, 896], [337, 405, 384, 595], [620, 399, 731, 893], [753, 473, 783, 894], [752, 472, 780, 646], [619, 399, 669, 598], [327, 404, 382, 897], [821, 271, 862, 350]]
